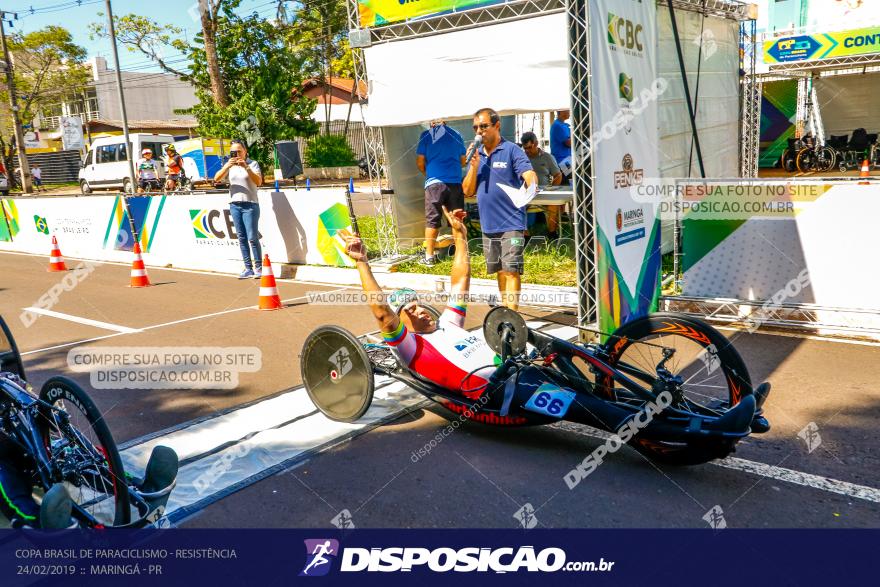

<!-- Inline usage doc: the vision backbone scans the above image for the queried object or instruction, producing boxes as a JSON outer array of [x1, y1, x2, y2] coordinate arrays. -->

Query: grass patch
[[355, 213, 577, 286], [398, 238, 577, 287]]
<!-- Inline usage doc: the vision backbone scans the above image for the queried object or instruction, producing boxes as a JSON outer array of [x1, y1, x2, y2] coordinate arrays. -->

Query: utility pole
[[103, 0, 140, 250], [0, 11, 31, 193], [103, 0, 136, 194]]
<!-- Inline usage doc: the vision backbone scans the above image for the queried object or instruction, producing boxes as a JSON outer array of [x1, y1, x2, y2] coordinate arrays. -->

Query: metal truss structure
[[739, 19, 761, 178], [566, 0, 597, 331], [660, 296, 880, 340], [347, 0, 399, 259], [366, 0, 565, 45]]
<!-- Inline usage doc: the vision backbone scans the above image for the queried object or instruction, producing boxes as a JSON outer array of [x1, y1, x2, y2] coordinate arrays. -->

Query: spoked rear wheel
[[301, 326, 374, 422], [37, 377, 131, 526], [602, 313, 753, 465]]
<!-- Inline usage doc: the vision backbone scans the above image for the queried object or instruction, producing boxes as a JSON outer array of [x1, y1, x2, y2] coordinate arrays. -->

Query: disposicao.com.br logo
[[300, 541, 614, 575]]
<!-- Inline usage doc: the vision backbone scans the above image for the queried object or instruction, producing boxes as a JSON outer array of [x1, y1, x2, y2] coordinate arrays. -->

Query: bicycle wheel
[[37, 377, 131, 526], [601, 313, 753, 465], [781, 149, 796, 173], [818, 147, 836, 172], [795, 148, 814, 173]]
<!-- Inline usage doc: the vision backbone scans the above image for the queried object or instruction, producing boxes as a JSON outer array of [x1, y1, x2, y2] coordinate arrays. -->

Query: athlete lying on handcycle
[[339, 207, 497, 399], [328, 207, 772, 466]]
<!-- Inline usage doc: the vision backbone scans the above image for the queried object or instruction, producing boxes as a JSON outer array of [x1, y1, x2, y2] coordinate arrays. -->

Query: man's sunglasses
[[473, 123, 494, 131]]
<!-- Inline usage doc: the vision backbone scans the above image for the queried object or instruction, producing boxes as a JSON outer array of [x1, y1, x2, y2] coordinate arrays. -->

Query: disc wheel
[[301, 326, 374, 422], [602, 313, 753, 465], [37, 377, 131, 526]]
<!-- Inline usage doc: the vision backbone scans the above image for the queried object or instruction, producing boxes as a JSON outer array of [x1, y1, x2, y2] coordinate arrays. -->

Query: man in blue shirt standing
[[416, 120, 466, 265], [463, 108, 538, 310], [550, 110, 572, 183]]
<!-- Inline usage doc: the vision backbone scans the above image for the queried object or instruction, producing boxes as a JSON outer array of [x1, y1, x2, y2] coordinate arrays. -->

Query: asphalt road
[[1, 250, 878, 529]]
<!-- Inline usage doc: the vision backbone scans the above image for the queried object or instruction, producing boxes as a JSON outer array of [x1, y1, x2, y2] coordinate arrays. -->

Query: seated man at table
[[521, 132, 563, 240]]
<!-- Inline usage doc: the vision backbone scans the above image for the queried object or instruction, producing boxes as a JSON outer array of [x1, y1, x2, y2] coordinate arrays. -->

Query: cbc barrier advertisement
[[589, 0, 661, 333], [0, 189, 355, 272]]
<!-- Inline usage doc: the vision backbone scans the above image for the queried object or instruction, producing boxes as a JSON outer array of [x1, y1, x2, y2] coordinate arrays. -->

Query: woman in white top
[[213, 140, 264, 279]]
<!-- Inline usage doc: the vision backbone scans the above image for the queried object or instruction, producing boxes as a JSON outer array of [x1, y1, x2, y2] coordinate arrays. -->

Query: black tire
[[781, 149, 797, 173], [37, 377, 131, 526], [603, 313, 753, 465], [79, 180, 92, 195], [818, 147, 836, 172], [301, 326, 374, 422], [795, 148, 813, 173]]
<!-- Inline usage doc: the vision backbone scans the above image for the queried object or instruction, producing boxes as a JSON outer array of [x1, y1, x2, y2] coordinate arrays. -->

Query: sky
[[6, 0, 285, 72]]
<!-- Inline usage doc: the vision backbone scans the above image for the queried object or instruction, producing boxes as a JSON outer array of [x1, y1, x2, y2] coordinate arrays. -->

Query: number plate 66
[[523, 384, 576, 418]]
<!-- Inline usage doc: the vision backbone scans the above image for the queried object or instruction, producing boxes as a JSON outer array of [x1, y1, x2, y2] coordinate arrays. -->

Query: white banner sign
[[0, 188, 355, 273], [61, 116, 85, 151], [589, 0, 661, 332]]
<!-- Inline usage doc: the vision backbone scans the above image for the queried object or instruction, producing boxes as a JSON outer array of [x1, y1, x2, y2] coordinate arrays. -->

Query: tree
[[187, 11, 318, 167], [90, 0, 235, 107], [287, 0, 355, 132], [87, 15, 188, 78], [0, 26, 89, 185], [197, 0, 231, 107]]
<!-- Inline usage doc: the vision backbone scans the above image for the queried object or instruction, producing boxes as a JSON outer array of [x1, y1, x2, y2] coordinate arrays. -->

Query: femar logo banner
[[764, 26, 880, 64], [357, 0, 502, 28], [102, 195, 166, 252], [590, 0, 660, 335]]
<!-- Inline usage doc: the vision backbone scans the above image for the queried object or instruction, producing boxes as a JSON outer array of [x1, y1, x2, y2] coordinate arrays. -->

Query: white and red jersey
[[382, 302, 499, 398]]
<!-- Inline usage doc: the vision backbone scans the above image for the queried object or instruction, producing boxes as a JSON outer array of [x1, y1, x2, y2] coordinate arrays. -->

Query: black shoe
[[418, 255, 437, 267], [141, 446, 179, 494], [40, 484, 75, 530]]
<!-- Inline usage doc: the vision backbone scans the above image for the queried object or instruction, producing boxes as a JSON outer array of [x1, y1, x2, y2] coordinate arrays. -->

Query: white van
[[79, 133, 174, 193]]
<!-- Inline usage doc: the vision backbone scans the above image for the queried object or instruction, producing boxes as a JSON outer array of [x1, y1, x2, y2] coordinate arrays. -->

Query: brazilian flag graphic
[[34, 215, 49, 235]]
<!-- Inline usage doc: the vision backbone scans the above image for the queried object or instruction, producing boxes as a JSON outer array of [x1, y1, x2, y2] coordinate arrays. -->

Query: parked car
[[79, 133, 174, 194]]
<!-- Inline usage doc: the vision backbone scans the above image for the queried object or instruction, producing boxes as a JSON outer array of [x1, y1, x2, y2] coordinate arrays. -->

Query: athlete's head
[[389, 288, 437, 334]]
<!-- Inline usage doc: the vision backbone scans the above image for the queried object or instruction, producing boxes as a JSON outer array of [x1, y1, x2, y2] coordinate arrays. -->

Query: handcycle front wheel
[[36, 376, 131, 526], [301, 326, 374, 422], [601, 313, 753, 465]]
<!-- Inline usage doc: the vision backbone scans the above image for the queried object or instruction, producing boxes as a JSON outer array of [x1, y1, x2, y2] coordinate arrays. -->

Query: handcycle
[[0, 316, 178, 528], [301, 307, 772, 465]]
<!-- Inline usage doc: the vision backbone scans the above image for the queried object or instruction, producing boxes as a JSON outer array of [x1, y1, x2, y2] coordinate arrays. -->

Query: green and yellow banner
[[764, 26, 880, 64], [358, 0, 502, 28]]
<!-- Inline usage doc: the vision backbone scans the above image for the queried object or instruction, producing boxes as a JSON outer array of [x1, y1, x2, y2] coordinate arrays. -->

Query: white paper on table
[[498, 182, 537, 208]]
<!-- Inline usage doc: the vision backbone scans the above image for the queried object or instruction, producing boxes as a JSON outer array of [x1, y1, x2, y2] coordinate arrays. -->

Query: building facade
[[34, 56, 197, 151]]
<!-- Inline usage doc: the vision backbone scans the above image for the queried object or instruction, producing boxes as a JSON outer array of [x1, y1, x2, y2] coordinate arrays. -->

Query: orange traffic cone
[[258, 254, 282, 310], [859, 159, 871, 184], [129, 242, 152, 288], [47, 235, 69, 272]]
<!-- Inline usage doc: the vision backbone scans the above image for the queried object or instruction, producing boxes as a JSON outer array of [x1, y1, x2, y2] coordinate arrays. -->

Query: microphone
[[465, 134, 482, 165]]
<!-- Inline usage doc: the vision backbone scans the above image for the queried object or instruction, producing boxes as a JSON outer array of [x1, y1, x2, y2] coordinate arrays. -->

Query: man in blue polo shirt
[[463, 108, 538, 310], [550, 110, 572, 183], [416, 120, 466, 265]]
